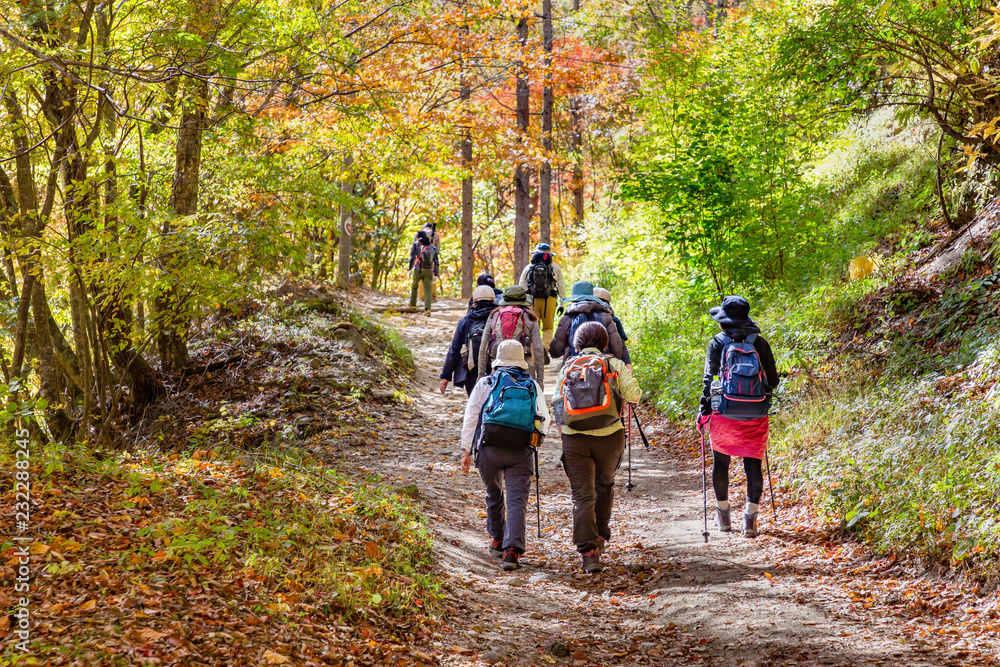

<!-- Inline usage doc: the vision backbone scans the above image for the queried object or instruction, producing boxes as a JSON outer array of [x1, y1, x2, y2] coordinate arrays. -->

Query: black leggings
[[712, 451, 763, 505]]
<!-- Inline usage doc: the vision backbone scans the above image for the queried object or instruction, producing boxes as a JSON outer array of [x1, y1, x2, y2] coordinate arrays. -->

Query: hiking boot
[[595, 537, 607, 554], [424, 310, 432, 317], [743, 512, 758, 538], [488, 538, 504, 559], [581, 549, 602, 574], [502, 549, 520, 571], [716, 506, 732, 532], [544, 347, 551, 365]]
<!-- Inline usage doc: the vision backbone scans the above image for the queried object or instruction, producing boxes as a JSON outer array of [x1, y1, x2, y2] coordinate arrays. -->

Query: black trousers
[[712, 451, 763, 506]]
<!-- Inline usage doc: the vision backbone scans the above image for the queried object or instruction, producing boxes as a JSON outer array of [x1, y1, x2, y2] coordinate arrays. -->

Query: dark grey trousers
[[477, 445, 534, 554], [561, 429, 625, 553]]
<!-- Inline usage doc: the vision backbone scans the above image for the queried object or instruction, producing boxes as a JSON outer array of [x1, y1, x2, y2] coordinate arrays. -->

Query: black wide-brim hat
[[709, 295, 755, 326]]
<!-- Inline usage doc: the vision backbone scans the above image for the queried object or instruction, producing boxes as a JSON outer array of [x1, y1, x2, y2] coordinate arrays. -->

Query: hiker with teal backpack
[[461, 340, 551, 571], [477, 286, 545, 389], [552, 322, 641, 573], [697, 296, 780, 538], [549, 281, 624, 367], [441, 285, 499, 396]]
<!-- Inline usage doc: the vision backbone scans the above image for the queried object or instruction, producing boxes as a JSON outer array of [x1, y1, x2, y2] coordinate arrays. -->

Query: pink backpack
[[488, 306, 531, 358]]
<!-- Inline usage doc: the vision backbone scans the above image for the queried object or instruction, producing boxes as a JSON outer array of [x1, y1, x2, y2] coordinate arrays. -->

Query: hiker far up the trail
[[440, 285, 497, 397], [696, 296, 780, 538], [461, 339, 551, 572], [552, 322, 642, 573], [518, 243, 564, 350], [477, 285, 546, 390], [408, 231, 439, 315], [548, 281, 624, 368], [592, 287, 633, 371]]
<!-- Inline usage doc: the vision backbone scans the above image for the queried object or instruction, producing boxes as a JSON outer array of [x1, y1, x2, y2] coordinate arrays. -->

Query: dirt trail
[[353, 297, 998, 667]]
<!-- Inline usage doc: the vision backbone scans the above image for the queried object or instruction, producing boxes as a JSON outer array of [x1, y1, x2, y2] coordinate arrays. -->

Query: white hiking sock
[[746, 502, 759, 515], [717, 500, 730, 511]]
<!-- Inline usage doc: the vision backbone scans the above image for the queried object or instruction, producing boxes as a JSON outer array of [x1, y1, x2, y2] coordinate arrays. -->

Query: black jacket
[[441, 302, 496, 387], [700, 331, 780, 416], [409, 242, 439, 275]]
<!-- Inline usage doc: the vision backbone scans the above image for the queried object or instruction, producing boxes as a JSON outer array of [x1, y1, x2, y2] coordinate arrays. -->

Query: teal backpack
[[475, 368, 540, 453]]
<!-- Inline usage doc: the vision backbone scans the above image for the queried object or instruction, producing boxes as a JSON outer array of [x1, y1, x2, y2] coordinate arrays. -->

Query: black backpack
[[527, 261, 554, 299], [464, 318, 488, 370], [418, 245, 434, 270]]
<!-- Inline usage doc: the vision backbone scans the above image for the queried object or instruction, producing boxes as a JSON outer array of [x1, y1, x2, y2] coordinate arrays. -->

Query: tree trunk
[[570, 95, 585, 232], [539, 0, 553, 246], [337, 151, 354, 288], [158, 75, 207, 372], [570, 0, 585, 234], [31, 279, 74, 442], [513, 7, 531, 280], [461, 25, 475, 299]]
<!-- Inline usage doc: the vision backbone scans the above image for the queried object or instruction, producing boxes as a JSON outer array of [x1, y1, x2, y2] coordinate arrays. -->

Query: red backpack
[[488, 306, 531, 358]]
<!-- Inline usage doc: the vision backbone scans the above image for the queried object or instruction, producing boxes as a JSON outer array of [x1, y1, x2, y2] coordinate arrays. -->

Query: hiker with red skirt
[[696, 296, 780, 538], [477, 285, 545, 390]]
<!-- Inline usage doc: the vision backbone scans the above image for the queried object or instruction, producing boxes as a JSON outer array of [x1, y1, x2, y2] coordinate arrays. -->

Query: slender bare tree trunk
[[539, 0, 553, 245], [461, 24, 475, 299], [513, 6, 531, 280], [570, 0, 585, 233], [337, 151, 354, 288], [158, 75, 207, 372]]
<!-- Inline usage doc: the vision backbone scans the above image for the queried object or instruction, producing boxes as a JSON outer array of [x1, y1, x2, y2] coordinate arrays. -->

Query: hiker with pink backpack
[[552, 321, 642, 573], [476, 286, 546, 390]]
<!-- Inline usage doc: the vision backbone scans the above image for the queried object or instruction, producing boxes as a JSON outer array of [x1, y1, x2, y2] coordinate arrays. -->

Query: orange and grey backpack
[[555, 354, 623, 430]]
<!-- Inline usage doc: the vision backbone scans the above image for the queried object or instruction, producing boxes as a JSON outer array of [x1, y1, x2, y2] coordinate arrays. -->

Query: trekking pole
[[626, 404, 634, 492], [765, 449, 778, 527], [632, 409, 651, 449], [534, 447, 541, 538], [699, 428, 710, 544]]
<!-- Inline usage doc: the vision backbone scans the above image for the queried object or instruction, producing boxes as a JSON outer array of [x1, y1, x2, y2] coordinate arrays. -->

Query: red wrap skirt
[[710, 414, 768, 460]]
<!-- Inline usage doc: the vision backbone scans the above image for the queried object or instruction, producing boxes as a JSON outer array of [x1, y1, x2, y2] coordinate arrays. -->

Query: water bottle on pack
[[710, 375, 723, 413]]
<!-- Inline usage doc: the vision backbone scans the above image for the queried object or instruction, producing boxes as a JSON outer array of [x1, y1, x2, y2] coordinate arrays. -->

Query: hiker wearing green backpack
[[441, 286, 497, 396], [461, 340, 551, 571], [552, 321, 641, 573], [476, 286, 545, 389], [696, 296, 780, 538]]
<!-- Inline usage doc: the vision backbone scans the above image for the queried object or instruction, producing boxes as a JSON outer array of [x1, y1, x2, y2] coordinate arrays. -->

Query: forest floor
[[355, 294, 1000, 667]]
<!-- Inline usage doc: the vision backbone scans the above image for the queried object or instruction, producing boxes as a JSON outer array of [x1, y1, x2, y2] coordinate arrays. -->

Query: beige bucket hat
[[495, 339, 528, 370]]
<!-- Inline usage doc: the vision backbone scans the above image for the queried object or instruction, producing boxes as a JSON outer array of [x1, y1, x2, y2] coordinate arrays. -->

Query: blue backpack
[[717, 334, 770, 420], [476, 368, 539, 452]]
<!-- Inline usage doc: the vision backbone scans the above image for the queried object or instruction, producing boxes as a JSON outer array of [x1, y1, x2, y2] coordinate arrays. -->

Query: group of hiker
[[437, 242, 779, 573]]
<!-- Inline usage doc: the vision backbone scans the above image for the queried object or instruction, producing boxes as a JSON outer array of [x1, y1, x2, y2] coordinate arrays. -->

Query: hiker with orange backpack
[[696, 296, 780, 538], [461, 340, 551, 571], [476, 286, 545, 390], [552, 322, 641, 573]]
